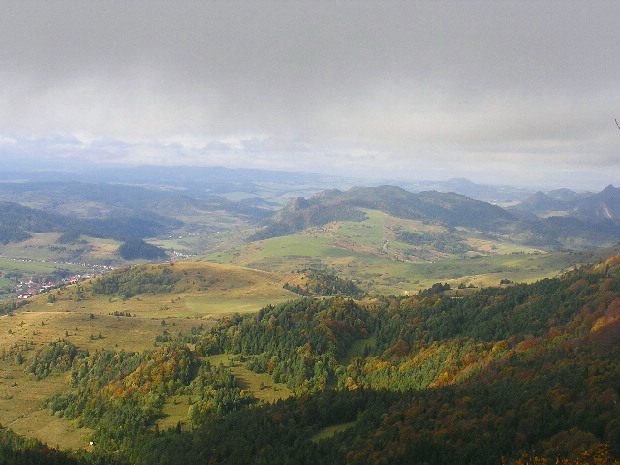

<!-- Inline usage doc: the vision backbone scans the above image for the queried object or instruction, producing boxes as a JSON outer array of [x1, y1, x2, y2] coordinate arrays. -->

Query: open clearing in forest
[[155, 354, 292, 431]]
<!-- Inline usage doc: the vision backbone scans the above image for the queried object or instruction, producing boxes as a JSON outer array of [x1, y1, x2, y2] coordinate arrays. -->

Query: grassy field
[[22, 261, 298, 318], [311, 421, 357, 443], [0, 360, 92, 450], [0, 257, 90, 275]]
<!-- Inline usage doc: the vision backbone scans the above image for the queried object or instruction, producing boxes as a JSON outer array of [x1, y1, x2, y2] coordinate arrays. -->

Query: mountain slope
[[513, 185, 620, 224], [572, 184, 620, 222], [7, 252, 619, 464], [251, 185, 620, 251], [252, 185, 516, 241]]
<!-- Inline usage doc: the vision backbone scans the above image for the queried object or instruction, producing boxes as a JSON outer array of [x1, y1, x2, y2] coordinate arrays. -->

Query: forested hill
[[251, 185, 516, 240], [138, 254, 620, 464], [250, 185, 620, 249], [0, 200, 180, 243], [3, 254, 619, 464]]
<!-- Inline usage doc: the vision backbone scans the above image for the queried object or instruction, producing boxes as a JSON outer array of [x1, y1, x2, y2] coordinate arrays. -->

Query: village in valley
[[1, 258, 118, 300]]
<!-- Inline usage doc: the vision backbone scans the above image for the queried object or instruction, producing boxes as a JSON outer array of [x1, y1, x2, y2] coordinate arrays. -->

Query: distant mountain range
[[0, 164, 539, 203], [0, 167, 617, 252], [400, 177, 536, 203]]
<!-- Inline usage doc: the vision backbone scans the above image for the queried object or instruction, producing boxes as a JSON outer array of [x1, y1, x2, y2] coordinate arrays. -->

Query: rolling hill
[[0, 200, 180, 250], [0, 181, 272, 228], [252, 185, 620, 249], [251, 185, 517, 241]]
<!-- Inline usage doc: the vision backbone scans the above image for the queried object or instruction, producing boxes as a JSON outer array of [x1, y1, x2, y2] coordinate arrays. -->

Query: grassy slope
[[23, 261, 298, 317]]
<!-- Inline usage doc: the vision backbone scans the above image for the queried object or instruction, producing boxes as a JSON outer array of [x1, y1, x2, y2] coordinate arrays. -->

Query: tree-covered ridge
[[91, 264, 180, 298], [177, 254, 619, 463], [117, 238, 167, 260], [201, 298, 373, 393], [284, 270, 364, 297], [0, 200, 181, 244]]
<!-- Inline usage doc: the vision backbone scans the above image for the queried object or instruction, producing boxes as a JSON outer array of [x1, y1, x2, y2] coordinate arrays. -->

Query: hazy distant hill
[[401, 177, 536, 203], [0, 165, 361, 206], [509, 191, 569, 215], [513, 184, 620, 223], [546, 187, 587, 201], [0, 164, 540, 205], [0, 200, 179, 243], [0, 181, 272, 236], [572, 184, 620, 222], [0, 201, 67, 244]]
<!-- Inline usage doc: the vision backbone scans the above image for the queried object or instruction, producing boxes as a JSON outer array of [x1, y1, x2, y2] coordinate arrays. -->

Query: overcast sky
[[0, 1, 618, 190]]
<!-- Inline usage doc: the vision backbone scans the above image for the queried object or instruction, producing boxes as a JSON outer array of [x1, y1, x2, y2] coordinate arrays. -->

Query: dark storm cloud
[[0, 1, 618, 188]]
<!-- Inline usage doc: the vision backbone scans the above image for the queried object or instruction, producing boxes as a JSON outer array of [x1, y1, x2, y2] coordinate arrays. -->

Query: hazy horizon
[[1, 1, 618, 190]]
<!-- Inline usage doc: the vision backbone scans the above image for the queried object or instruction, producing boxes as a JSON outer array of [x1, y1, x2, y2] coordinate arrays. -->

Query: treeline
[[0, 425, 125, 465], [29, 340, 87, 380], [0, 299, 27, 316], [284, 270, 364, 297], [397, 229, 470, 254], [42, 343, 250, 454], [117, 239, 167, 260], [91, 265, 179, 298]]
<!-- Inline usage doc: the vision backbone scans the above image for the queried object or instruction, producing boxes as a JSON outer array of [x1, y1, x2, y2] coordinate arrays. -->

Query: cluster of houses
[[12, 262, 119, 300], [15, 274, 91, 300]]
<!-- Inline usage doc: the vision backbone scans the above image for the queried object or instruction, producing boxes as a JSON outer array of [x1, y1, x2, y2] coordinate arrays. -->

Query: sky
[[0, 1, 618, 190]]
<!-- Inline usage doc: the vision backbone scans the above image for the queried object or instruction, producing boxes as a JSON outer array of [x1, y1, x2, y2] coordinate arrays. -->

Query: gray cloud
[[0, 1, 618, 189]]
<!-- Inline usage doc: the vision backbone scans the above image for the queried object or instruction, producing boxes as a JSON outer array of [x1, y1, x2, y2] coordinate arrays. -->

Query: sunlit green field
[[205, 206, 620, 294]]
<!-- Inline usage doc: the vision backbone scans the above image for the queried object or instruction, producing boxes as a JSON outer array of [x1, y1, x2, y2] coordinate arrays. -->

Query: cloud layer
[[0, 1, 618, 189]]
